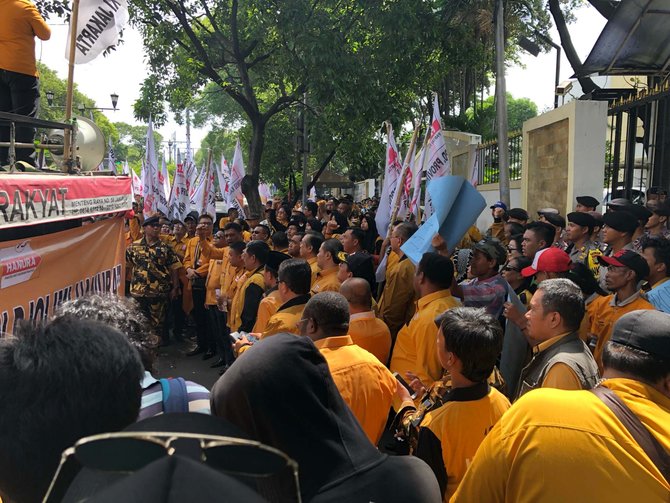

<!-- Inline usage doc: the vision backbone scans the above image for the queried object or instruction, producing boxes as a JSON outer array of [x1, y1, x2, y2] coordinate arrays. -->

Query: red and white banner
[[374, 124, 403, 236], [0, 174, 132, 228], [0, 218, 126, 335], [424, 94, 451, 218], [228, 140, 246, 218]]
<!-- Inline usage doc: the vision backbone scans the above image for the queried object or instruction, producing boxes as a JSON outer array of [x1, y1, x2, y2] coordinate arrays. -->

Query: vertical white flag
[[168, 163, 189, 221], [159, 156, 171, 204], [469, 147, 479, 187], [65, 0, 129, 64], [424, 94, 450, 218], [228, 140, 247, 218], [409, 139, 427, 220], [142, 117, 167, 216], [374, 124, 403, 237], [216, 154, 230, 205], [107, 137, 116, 173]]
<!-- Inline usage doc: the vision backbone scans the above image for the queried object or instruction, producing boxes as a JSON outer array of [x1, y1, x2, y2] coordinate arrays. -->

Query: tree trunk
[[242, 118, 264, 217]]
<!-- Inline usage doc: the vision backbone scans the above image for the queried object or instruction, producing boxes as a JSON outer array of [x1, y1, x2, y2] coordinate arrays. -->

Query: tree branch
[[548, 0, 599, 94]]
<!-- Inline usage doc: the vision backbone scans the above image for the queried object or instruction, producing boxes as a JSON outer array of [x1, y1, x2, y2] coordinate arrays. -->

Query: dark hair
[[321, 238, 344, 262], [303, 292, 349, 336], [271, 231, 289, 249], [245, 240, 270, 265], [346, 227, 366, 247], [306, 218, 323, 233], [394, 222, 418, 242], [436, 307, 503, 382], [360, 215, 379, 253], [305, 201, 318, 216], [509, 233, 524, 253], [303, 232, 324, 256], [567, 262, 607, 297], [56, 294, 157, 372], [526, 221, 555, 247], [198, 213, 214, 223], [505, 221, 525, 236], [418, 252, 454, 289], [329, 211, 348, 234], [236, 218, 251, 232], [641, 235, 670, 277], [255, 224, 271, 239], [536, 278, 585, 332], [603, 342, 670, 383], [278, 259, 312, 295], [229, 241, 246, 254], [223, 222, 243, 233], [0, 317, 143, 503]]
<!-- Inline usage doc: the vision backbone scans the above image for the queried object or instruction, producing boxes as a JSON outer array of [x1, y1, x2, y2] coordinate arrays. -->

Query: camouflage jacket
[[126, 237, 181, 297]]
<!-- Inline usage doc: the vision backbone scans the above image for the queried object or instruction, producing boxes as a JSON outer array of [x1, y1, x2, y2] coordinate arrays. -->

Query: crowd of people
[[1, 189, 669, 502]]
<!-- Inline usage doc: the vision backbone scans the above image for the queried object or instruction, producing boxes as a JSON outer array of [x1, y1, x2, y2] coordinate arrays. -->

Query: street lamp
[[77, 93, 120, 114], [46, 90, 55, 106]]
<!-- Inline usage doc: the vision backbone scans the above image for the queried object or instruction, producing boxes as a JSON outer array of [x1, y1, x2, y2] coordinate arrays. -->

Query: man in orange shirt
[[311, 238, 344, 294], [390, 252, 461, 392], [252, 250, 291, 334], [300, 291, 402, 445], [340, 277, 391, 365], [0, 0, 50, 168], [589, 249, 655, 370], [300, 231, 323, 285]]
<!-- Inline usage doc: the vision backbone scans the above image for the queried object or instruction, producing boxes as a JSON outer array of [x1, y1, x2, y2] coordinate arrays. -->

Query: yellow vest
[[229, 268, 265, 332]]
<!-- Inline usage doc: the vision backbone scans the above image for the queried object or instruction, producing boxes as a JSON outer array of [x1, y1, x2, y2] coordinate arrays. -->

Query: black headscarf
[[360, 215, 380, 254], [329, 210, 348, 235], [211, 333, 384, 501]]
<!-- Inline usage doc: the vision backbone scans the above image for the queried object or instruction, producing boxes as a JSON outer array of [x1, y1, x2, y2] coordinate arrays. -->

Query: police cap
[[602, 211, 638, 234], [576, 196, 600, 208], [567, 211, 596, 230], [142, 215, 161, 227]]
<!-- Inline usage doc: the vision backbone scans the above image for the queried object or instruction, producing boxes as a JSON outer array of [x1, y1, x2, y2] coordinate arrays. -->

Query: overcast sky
[[37, 3, 608, 156]]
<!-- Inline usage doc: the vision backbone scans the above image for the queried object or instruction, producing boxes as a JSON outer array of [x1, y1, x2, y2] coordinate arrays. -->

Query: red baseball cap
[[521, 247, 571, 278]]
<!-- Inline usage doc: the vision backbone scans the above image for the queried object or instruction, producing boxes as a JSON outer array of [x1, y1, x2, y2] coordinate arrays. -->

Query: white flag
[[309, 185, 316, 201], [469, 148, 479, 187], [216, 154, 230, 205], [122, 160, 130, 175], [159, 156, 171, 204], [168, 162, 189, 221], [424, 94, 450, 218], [107, 137, 116, 173], [409, 139, 427, 220], [131, 167, 142, 197], [259, 183, 272, 204], [374, 124, 403, 237], [228, 140, 247, 219], [142, 117, 168, 216], [65, 0, 128, 64]]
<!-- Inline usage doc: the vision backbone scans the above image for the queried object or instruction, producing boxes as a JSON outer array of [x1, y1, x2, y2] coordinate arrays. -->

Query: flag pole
[[202, 148, 213, 213], [413, 121, 430, 224], [63, 0, 80, 171]]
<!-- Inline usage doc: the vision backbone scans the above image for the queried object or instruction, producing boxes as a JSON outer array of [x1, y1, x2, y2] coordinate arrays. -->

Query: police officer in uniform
[[565, 212, 601, 276], [126, 215, 181, 342]]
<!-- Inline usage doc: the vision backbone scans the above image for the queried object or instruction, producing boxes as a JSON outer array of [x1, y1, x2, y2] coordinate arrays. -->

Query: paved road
[[154, 338, 223, 390]]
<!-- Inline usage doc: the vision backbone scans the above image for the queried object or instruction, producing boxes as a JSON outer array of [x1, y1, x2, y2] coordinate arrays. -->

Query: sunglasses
[[501, 265, 520, 273], [44, 431, 301, 503]]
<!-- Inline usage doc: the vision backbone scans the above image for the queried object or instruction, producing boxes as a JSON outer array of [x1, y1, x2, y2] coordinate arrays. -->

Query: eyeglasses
[[44, 431, 301, 503]]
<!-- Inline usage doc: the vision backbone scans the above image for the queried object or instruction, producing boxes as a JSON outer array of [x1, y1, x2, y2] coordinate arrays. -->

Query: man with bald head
[[341, 278, 392, 364]]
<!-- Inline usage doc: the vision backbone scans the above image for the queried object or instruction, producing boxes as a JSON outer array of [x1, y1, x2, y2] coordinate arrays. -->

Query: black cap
[[626, 204, 652, 223], [142, 215, 161, 227], [610, 310, 670, 359], [343, 252, 373, 277], [567, 211, 596, 230], [576, 196, 600, 208], [265, 251, 291, 272], [597, 249, 650, 280], [184, 211, 199, 223], [646, 200, 670, 217], [607, 198, 633, 210], [544, 213, 566, 228], [508, 208, 529, 221], [602, 211, 638, 233], [647, 186, 668, 196]]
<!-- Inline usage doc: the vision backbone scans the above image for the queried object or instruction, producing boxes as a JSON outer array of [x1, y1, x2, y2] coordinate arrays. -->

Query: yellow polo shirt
[[588, 292, 655, 371], [417, 385, 510, 501], [307, 256, 320, 286], [253, 289, 283, 333], [377, 255, 417, 338], [349, 311, 392, 365], [452, 378, 670, 502], [310, 266, 341, 295], [261, 297, 308, 338], [390, 289, 461, 393], [315, 335, 397, 445]]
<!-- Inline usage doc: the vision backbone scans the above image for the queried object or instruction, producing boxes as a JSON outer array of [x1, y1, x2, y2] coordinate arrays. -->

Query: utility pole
[[495, 0, 510, 207], [301, 90, 309, 206]]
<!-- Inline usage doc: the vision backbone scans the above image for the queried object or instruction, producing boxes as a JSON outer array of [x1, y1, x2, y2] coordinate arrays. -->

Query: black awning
[[578, 0, 670, 76]]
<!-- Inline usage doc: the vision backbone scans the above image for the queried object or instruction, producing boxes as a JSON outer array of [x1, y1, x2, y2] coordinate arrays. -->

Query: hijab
[[211, 333, 384, 501]]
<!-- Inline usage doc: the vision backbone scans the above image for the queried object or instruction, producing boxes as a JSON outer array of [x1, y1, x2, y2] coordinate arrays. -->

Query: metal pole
[[302, 90, 309, 206], [63, 0, 80, 171], [554, 46, 561, 109], [495, 0, 510, 206]]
